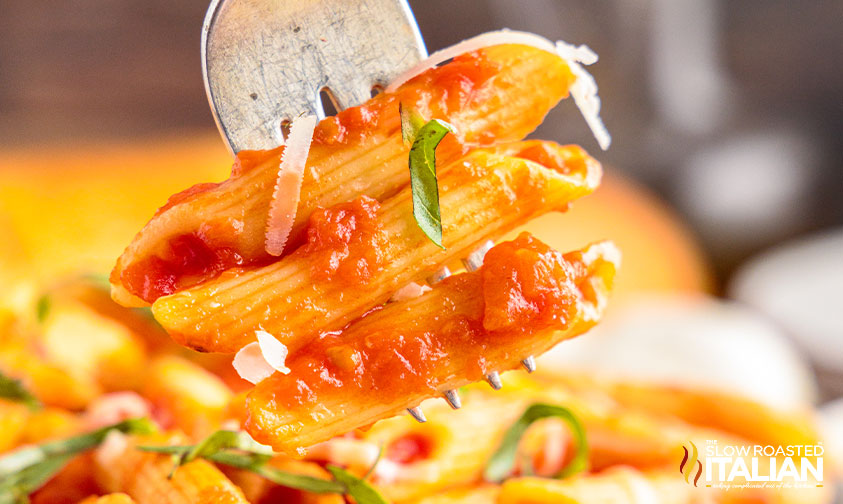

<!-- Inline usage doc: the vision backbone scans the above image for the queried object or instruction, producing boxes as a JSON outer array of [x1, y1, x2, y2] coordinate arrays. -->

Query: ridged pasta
[[152, 142, 601, 354], [110, 44, 576, 306], [245, 237, 618, 452]]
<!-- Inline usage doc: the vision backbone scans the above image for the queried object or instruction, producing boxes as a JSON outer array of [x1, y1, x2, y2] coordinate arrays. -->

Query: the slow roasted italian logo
[[680, 441, 703, 487]]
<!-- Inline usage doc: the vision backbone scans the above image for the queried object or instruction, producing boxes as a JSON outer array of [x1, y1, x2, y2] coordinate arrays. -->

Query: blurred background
[[0, 0, 841, 480]]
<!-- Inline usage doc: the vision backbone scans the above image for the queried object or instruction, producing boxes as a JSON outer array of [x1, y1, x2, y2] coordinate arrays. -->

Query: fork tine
[[462, 240, 495, 272], [202, 0, 426, 153], [485, 371, 503, 390], [426, 266, 452, 285], [521, 356, 536, 373], [442, 389, 461, 409], [407, 406, 427, 423]]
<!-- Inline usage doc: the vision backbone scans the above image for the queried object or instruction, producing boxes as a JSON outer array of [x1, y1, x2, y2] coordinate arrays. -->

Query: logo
[[680, 441, 703, 486], [679, 439, 824, 490]]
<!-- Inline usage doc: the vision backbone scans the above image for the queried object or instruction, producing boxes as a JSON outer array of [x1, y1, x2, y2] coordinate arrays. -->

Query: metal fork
[[201, 0, 537, 422], [202, 0, 426, 154]]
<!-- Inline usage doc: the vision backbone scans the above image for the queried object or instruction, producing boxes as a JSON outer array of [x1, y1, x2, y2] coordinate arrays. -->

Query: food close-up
[[1, 1, 841, 503]]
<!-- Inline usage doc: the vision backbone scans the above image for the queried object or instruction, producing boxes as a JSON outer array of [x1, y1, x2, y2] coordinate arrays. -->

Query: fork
[[201, 0, 536, 422]]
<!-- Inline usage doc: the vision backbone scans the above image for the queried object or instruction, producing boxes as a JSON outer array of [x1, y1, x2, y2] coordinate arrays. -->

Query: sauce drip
[[120, 232, 245, 303]]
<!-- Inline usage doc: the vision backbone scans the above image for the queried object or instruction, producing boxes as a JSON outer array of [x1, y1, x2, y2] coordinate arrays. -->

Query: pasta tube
[[111, 44, 577, 306], [94, 433, 250, 504], [153, 142, 601, 354], [142, 356, 233, 440], [245, 235, 618, 452]]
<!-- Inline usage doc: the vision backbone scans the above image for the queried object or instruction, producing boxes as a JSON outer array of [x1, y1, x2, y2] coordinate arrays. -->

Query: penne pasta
[[142, 356, 233, 440], [94, 433, 250, 504], [599, 380, 820, 448], [39, 302, 148, 393], [362, 394, 530, 502], [152, 142, 601, 354], [110, 44, 577, 306], [245, 236, 618, 452], [0, 341, 100, 410]]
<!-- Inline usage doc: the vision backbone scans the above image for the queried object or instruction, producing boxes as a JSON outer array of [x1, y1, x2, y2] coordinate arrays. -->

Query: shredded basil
[[0, 372, 40, 411], [400, 103, 425, 147], [327, 465, 389, 504], [34, 296, 51, 324], [0, 418, 156, 502], [139, 430, 389, 502], [401, 104, 454, 249], [483, 403, 588, 482]]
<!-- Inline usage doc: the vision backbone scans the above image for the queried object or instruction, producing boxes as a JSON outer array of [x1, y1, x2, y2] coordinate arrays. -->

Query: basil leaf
[[400, 103, 425, 147], [139, 430, 344, 495], [483, 403, 588, 482], [0, 453, 73, 504], [327, 465, 389, 504], [211, 451, 344, 494], [0, 373, 40, 411], [408, 118, 454, 249], [363, 445, 383, 480], [35, 296, 51, 324], [182, 430, 273, 465], [0, 418, 155, 500]]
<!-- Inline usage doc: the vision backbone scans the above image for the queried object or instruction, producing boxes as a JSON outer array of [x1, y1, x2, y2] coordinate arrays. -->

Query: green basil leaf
[[138, 430, 344, 495], [0, 452, 74, 504], [182, 430, 273, 465], [0, 418, 155, 500], [211, 451, 344, 494], [400, 103, 426, 147], [34, 296, 51, 324], [327, 465, 389, 504], [483, 403, 588, 482], [363, 445, 383, 480], [407, 117, 454, 249], [0, 372, 40, 411]]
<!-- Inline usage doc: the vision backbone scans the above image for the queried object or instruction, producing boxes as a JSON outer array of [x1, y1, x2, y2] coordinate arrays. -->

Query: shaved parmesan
[[256, 330, 291, 374], [386, 30, 611, 150], [233, 330, 291, 384], [389, 282, 432, 302], [265, 115, 318, 256]]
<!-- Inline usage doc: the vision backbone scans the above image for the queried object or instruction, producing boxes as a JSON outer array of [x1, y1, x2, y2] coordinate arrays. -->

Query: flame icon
[[680, 441, 703, 486]]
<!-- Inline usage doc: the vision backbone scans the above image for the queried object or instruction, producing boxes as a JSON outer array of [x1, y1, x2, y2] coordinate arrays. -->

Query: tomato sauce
[[312, 49, 500, 147], [251, 233, 586, 414], [118, 50, 505, 303], [302, 195, 387, 285], [386, 433, 436, 464], [481, 233, 580, 333], [119, 232, 246, 303]]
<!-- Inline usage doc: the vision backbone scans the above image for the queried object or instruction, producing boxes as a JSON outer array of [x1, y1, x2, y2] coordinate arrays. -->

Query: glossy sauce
[[119, 232, 246, 303], [302, 195, 387, 285], [312, 49, 501, 147], [119, 51, 501, 303], [251, 233, 586, 414], [513, 143, 590, 177]]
